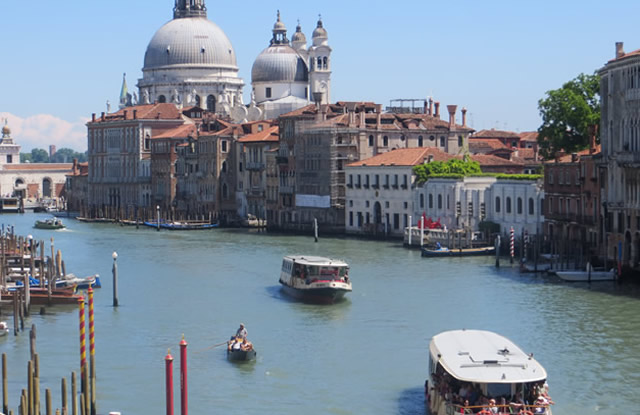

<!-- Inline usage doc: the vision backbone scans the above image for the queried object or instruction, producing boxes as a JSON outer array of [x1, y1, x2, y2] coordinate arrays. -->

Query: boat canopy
[[284, 255, 349, 268], [429, 329, 547, 384]]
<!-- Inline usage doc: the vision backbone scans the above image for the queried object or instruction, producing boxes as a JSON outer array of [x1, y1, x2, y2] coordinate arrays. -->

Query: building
[[599, 41, 640, 269], [345, 147, 455, 238], [65, 159, 89, 213], [136, 0, 245, 118], [0, 121, 71, 201]]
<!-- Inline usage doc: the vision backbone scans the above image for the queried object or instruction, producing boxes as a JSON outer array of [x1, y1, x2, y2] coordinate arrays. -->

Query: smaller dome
[[273, 10, 286, 32], [1, 121, 10, 137], [312, 19, 328, 39], [252, 45, 308, 83], [292, 24, 306, 43]]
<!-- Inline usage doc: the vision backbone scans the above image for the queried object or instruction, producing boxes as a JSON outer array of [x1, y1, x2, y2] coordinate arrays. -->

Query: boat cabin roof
[[284, 255, 349, 267], [429, 329, 547, 384]]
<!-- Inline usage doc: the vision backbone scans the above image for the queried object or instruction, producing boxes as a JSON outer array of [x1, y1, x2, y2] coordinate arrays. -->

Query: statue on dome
[[142, 89, 150, 105], [172, 89, 181, 105], [133, 92, 138, 106]]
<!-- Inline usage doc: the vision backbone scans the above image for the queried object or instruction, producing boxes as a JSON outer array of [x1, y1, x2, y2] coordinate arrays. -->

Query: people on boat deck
[[436, 242, 442, 249], [235, 323, 247, 340], [227, 336, 253, 351]]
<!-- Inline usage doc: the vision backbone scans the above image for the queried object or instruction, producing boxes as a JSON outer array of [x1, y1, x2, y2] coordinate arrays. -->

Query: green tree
[[30, 148, 49, 163], [51, 148, 81, 163], [537, 73, 600, 159], [413, 159, 482, 184], [20, 153, 32, 163]]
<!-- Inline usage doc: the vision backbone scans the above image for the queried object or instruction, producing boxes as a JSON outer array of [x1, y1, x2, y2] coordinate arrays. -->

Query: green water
[[0, 213, 638, 414]]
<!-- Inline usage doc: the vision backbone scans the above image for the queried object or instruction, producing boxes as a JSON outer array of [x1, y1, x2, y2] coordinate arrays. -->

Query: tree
[[537, 73, 600, 159], [30, 148, 49, 163], [51, 148, 83, 163], [413, 159, 482, 184]]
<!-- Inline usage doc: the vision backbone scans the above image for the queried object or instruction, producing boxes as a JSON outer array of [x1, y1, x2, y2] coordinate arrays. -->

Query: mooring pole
[[180, 336, 188, 415], [165, 350, 174, 415], [112, 252, 119, 307]]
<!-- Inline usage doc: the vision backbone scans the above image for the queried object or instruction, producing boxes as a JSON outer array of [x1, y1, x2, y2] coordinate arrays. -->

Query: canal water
[[1, 213, 639, 415]]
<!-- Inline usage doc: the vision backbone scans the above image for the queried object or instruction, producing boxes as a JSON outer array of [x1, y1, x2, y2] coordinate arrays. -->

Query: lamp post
[[157, 205, 161, 232], [112, 251, 118, 307]]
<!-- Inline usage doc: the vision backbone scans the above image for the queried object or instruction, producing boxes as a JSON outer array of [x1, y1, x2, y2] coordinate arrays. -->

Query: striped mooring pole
[[510, 226, 515, 264], [89, 286, 96, 415], [78, 297, 86, 397]]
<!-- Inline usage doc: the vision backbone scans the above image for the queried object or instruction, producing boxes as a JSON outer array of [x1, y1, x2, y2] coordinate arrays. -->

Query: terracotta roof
[[472, 129, 520, 139], [3, 163, 73, 171], [519, 131, 539, 142], [469, 154, 524, 167], [347, 147, 455, 167], [153, 124, 196, 139], [515, 148, 537, 160], [237, 126, 279, 143], [544, 146, 602, 163], [90, 103, 181, 123], [608, 48, 640, 63], [469, 139, 509, 153]]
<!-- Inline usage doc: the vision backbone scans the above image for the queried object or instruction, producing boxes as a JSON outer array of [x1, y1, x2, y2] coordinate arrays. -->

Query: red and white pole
[[180, 336, 188, 415], [165, 350, 174, 415], [510, 226, 515, 264]]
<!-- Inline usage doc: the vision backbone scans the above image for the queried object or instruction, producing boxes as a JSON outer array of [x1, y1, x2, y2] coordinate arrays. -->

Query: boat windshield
[[303, 265, 348, 280]]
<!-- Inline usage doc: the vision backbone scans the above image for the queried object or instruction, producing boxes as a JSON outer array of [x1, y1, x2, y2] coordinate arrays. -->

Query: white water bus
[[279, 256, 352, 304], [428, 329, 552, 415]]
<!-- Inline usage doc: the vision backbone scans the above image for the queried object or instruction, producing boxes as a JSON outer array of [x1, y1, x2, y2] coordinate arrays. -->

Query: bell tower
[[174, 0, 207, 18], [308, 16, 332, 105]]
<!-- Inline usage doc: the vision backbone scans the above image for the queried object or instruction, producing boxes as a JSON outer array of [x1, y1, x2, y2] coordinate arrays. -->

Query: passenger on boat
[[459, 399, 472, 414], [487, 398, 499, 414], [509, 392, 526, 412], [533, 397, 548, 414]]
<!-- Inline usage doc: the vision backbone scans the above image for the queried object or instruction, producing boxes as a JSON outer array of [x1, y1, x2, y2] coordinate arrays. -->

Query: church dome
[[1, 122, 10, 137], [312, 19, 328, 40], [292, 24, 306, 43], [252, 45, 308, 83], [143, 18, 238, 70]]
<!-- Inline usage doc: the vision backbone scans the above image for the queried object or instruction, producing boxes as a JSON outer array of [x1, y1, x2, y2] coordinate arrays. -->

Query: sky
[[1, 0, 639, 153]]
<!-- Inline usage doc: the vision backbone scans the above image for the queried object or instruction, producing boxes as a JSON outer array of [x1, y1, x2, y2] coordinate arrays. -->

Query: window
[[348, 175, 353, 187], [517, 197, 523, 214], [438, 194, 442, 209], [548, 197, 552, 214], [393, 175, 398, 188], [357, 212, 363, 227], [404, 202, 408, 209], [144, 134, 151, 151], [349, 212, 353, 227], [221, 140, 228, 153], [221, 161, 227, 173], [364, 175, 370, 188], [393, 213, 400, 230], [428, 194, 433, 209], [366, 201, 370, 208], [506, 197, 512, 214], [207, 95, 216, 111], [418, 136, 424, 147], [420, 194, 424, 209], [385, 201, 390, 208], [6, 155, 12, 163], [384, 175, 389, 188], [366, 212, 370, 224], [158, 95, 166, 103], [458, 136, 463, 147], [266, 87, 272, 98], [529, 198, 534, 215], [440, 136, 445, 147], [374, 174, 379, 188], [349, 200, 353, 207], [548, 172, 554, 184], [383, 136, 389, 147], [194, 95, 201, 107], [402, 175, 408, 189], [369, 135, 374, 147], [356, 175, 361, 188]]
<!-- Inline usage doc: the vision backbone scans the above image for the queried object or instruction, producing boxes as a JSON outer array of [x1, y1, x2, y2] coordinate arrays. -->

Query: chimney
[[461, 107, 467, 127], [321, 104, 328, 121], [72, 158, 79, 175], [447, 105, 457, 129], [428, 98, 433, 116], [589, 124, 598, 153], [434, 102, 440, 119], [91, 113, 96, 122], [123, 110, 128, 120], [616, 42, 625, 59], [423, 100, 428, 115], [359, 112, 365, 129], [313, 92, 324, 109], [133, 109, 138, 120], [101, 112, 105, 121]]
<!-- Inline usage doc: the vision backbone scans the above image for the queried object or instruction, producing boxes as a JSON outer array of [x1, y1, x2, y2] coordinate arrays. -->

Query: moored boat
[[421, 246, 495, 257], [0, 321, 8, 336], [279, 255, 352, 304], [427, 329, 552, 415], [55, 273, 101, 289], [34, 218, 65, 230], [556, 268, 616, 282], [143, 220, 219, 230]]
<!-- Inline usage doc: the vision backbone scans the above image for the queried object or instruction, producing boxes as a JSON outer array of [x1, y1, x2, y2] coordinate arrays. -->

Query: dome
[[292, 24, 306, 43], [1, 122, 10, 137], [312, 20, 328, 39], [143, 18, 238, 70], [252, 45, 308, 83]]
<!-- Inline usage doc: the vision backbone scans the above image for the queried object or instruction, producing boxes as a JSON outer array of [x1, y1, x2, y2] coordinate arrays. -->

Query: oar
[[193, 341, 229, 354]]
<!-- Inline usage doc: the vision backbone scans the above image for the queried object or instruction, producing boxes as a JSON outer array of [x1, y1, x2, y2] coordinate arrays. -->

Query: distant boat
[[34, 218, 66, 230], [0, 197, 20, 213], [0, 322, 8, 337], [143, 220, 219, 230], [556, 267, 616, 282], [279, 255, 352, 304], [421, 246, 495, 257], [55, 273, 101, 289]]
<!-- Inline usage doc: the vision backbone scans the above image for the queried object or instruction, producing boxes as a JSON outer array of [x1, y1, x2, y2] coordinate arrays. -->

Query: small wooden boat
[[421, 246, 495, 257], [3, 286, 82, 305], [556, 268, 616, 282], [55, 274, 101, 289], [226, 337, 256, 362], [143, 220, 219, 230], [34, 218, 65, 230]]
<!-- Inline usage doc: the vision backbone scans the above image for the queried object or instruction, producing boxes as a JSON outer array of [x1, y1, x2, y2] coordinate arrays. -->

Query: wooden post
[[61, 377, 67, 415], [13, 294, 18, 336], [495, 235, 501, 268], [30, 325, 37, 361], [313, 218, 318, 243], [27, 361, 33, 415], [79, 394, 85, 415], [71, 372, 77, 415], [112, 253, 118, 307], [408, 216, 412, 246], [2, 353, 8, 415], [39, 241, 45, 288], [46, 389, 51, 415], [83, 366, 89, 415], [88, 287, 95, 415], [20, 392, 26, 415]]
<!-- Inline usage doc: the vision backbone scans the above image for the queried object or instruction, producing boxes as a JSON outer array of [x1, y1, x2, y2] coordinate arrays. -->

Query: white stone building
[[345, 148, 455, 237]]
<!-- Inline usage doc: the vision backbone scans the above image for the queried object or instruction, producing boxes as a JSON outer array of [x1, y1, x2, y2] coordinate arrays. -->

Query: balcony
[[280, 185, 294, 194], [249, 188, 265, 197]]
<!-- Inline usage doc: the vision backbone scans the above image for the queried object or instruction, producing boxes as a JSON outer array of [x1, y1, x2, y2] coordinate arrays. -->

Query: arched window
[[383, 136, 388, 147], [506, 197, 512, 214], [323, 56, 328, 69], [158, 95, 166, 103], [517, 197, 523, 214], [428, 194, 433, 209], [317, 57, 322, 68], [195, 95, 201, 107], [529, 198, 535, 215], [418, 136, 423, 147], [438, 194, 442, 209], [221, 161, 227, 173], [207, 95, 216, 112], [420, 194, 424, 209], [495, 196, 501, 213], [42, 178, 52, 198]]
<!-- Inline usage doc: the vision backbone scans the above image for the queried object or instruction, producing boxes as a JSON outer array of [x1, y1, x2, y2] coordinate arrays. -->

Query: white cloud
[[0, 112, 88, 153]]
